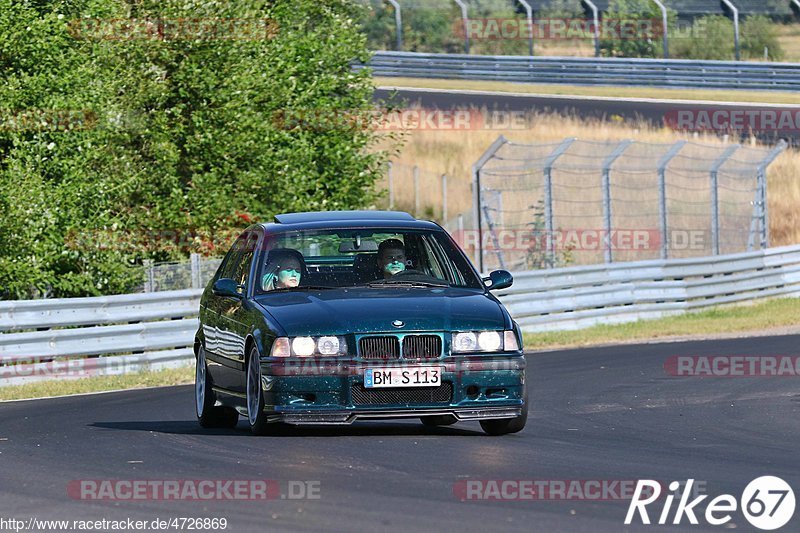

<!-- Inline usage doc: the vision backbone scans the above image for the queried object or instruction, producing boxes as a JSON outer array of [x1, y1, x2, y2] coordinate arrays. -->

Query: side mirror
[[212, 278, 242, 298], [483, 270, 513, 291]]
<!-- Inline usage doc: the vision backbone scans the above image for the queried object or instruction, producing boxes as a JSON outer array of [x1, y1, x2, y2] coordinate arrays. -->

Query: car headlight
[[271, 336, 348, 357], [452, 330, 519, 353]]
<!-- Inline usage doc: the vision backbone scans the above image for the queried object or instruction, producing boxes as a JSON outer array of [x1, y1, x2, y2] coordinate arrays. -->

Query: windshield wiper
[[366, 280, 449, 288], [270, 285, 335, 292]]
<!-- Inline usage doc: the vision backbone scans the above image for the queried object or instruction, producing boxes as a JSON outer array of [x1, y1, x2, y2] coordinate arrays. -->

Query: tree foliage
[[0, 0, 389, 298]]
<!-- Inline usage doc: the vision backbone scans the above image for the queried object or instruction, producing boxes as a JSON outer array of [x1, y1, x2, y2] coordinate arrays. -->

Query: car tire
[[479, 387, 528, 436], [246, 344, 271, 435], [420, 415, 457, 427], [196, 345, 239, 429]]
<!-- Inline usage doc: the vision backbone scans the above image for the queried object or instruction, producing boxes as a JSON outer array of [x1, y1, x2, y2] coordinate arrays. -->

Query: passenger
[[262, 248, 305, 291], [377, 238, 407, 279]]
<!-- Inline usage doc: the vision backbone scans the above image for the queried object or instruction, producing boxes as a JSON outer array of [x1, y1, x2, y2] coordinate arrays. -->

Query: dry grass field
[[375, 113, 800, 248]]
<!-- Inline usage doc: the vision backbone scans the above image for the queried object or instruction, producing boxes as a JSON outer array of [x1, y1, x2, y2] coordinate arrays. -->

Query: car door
[[214, 230, 260, 395]]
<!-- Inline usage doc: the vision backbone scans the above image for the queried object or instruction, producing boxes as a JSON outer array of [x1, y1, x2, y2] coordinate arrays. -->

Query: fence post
[[413, 165, 420, 216], [721, 0, 740, 60], [386, 0, 403, 51], [472, 135, 508, 272], [656, 141, 686, 260], [388, 161, 394, 210], [516, 0, 534, 56], [601, 140, 633, 263], [454, 0, 470, 54], [583, 0, 600, 57], [710, 144, 740, 255], [190, 253, 201, 289], [651, 0, 669, 58], [542, 138, 576, 267], [441, 174, 448, 222], [754, 140, 787, 249], [143, 259, 154, 293]]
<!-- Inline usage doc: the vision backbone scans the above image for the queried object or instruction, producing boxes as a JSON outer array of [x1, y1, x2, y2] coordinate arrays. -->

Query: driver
[[262, 249, 304, 291], [377, 238, 408, 279]]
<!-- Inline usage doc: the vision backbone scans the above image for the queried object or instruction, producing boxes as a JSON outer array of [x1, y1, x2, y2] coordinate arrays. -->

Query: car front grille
[[358, 334, 442, 360], [402, 335, 442, 359], [359, 336, 401, 360], [351, 382, 453, 405]]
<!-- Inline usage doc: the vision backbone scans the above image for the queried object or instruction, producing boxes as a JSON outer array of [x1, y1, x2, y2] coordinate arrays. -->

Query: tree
[[0, 0, 392, 298]]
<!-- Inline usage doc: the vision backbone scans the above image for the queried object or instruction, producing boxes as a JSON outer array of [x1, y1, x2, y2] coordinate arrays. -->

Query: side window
[[233, 233, 258, 289], [218, 235, 246, 281]]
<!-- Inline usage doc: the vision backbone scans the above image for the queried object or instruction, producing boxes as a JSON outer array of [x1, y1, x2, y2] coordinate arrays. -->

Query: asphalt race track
[[374, 87, 798, 144], [1, 335, 798, 532]]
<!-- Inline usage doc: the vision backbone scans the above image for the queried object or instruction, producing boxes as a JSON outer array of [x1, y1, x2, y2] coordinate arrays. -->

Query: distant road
[[373, 87, 798, 142]]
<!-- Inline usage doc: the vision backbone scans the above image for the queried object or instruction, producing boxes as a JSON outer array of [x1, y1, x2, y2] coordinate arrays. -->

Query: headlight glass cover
[[271, 336, 348, 357], [452, 330, 519, 353]]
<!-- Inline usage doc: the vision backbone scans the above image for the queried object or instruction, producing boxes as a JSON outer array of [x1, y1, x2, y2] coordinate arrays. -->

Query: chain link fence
[[470, 136, 786, 272], [143, 255, 222, 293]]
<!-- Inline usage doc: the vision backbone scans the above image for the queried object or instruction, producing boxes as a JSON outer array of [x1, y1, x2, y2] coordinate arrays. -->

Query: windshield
[[255, 228, 483, 293]]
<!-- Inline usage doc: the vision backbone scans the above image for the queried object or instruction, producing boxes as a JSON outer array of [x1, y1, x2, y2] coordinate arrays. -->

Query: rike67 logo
[[626, 477, 795, 530]]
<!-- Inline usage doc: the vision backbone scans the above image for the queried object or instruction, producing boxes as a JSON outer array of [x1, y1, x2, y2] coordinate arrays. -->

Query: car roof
[[259, 211, 443, 232]]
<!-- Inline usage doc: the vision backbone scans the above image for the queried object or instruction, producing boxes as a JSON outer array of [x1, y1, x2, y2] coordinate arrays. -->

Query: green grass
[[374, 77, 800, 105], [524, 297, 800, 351], [0, 365, 194, 401]]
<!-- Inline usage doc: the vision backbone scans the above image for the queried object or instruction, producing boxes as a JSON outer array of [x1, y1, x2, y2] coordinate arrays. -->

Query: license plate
[[364, 366, 443, 388]]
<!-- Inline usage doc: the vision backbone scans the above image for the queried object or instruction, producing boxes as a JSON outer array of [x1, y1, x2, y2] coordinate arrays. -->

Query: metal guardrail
[[2, 244, 800, 385], [0, 289, 202, 386], [362, 51, 800, 91], [496, 244, 800, 331]]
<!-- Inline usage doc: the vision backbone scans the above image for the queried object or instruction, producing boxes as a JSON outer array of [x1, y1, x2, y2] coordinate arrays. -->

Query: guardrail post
[[651, 0, 669, 58], [441, 174, 448, 222], [413, 165, 420, 216], [721, 0, 740, 60], [472, 135, 508, 272], [386, 0, 403, 51], [601, 140, 633, 263], [543, 138, 576, 266], [190, 253, 201, 289], [454, 0, 470, 54], [143, 259, 154, 293], [583, 0, 600, 57], [656, 141, 686, 259], [388, 161, 394, 209], [516, 0, 534, 56], [710, 144, 740, 255]]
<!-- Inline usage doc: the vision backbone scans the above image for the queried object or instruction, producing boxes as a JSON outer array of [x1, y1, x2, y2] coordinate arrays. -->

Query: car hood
[[254, 287, 508, 336]]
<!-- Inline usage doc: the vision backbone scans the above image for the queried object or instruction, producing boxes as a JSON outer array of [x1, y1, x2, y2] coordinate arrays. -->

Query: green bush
[[600, 0, 676, 58], [0, 0, 391, 299], [741, 15, 784, 61]]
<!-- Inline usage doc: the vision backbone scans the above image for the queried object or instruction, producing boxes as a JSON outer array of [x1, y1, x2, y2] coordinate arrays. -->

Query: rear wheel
[[480, 388, 528, 436], [420, 415, 457, 427], [196, 346, 238, 428], [246, 345, 271, 435]]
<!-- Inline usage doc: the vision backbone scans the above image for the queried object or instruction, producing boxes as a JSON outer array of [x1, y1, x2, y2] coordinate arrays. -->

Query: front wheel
[[196, 345, 238, 428], [480, 388, 528, 436], [246, 345, 271, 435]]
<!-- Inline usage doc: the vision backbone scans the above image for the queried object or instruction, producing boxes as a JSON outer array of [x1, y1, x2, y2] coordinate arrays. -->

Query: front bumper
[[258, 355, 526, 425]]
